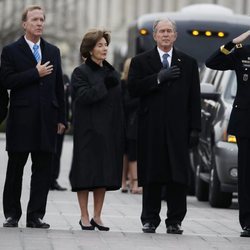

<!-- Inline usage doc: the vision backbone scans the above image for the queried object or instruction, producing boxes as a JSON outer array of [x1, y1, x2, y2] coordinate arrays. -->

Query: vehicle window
[[224, 71, 236, 103], [200, 67, 218, 84], [213, 71, 224, 92]]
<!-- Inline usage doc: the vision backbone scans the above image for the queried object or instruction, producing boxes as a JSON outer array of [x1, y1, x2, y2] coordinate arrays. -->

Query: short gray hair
[[153, 19, 177, 33]]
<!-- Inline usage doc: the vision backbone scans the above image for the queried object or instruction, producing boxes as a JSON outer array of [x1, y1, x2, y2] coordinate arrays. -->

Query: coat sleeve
[[128, 57, 159, 97], [71, 66, 108, 104], [205, 41, 236, 70], [0, 46, 40, 90]]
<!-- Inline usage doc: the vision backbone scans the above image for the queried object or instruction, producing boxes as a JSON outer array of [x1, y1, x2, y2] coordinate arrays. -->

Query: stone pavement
[[0, 134, 249, 250]]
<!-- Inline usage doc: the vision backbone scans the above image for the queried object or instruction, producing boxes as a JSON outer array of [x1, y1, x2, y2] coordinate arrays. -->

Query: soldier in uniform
[[206, 30, 250, 237]]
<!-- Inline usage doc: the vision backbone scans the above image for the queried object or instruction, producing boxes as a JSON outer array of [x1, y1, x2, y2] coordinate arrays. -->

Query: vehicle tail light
[[139, 28, 148, 36], [223, 130, 237, 143], [227, 135, 237, 143]]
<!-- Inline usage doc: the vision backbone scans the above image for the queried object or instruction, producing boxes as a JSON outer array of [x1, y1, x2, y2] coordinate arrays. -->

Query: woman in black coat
[[69, 29, 124, 231], [121, 58, 142, 194]]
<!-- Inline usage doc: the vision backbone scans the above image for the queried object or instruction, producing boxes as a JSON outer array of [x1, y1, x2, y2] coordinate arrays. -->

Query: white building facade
[[0, 0, 250, 74]]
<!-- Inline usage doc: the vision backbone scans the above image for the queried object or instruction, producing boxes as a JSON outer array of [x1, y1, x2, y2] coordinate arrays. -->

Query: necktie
[[162, 53, 169, 68], [33, 44, 41, 62]]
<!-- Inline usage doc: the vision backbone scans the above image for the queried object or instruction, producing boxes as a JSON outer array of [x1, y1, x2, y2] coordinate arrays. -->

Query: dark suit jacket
[[128, 47, 201, 185], [206, 45, 250, 138], [0, 36, 66, 152]]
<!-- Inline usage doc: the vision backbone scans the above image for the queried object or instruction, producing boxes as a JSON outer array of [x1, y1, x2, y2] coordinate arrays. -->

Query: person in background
[[121, 58, 142, 194], [206, 30, 250, 238], [69, 28, 124, 231], [0, 5, 66, 229], [128, 19, 201, 234], [50, 74, 71, 191]]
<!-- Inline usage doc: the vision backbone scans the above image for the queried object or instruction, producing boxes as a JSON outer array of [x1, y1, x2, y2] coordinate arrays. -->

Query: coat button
[[40, 82, 43, 86]]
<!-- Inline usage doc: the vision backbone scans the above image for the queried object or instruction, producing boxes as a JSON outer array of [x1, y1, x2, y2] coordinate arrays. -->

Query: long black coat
[[206, 45, 250, 138], [0, 78, 9, 124], [69, 58, 124, 191], [128, 47, 201, 185], [0, 36, 65, 152]]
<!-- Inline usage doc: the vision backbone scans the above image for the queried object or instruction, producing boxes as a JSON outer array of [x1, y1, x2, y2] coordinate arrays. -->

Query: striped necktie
[[162, 53, 169, 68], [33, 44, 41, 62]]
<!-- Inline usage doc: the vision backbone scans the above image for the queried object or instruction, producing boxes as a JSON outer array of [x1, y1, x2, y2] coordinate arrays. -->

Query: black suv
[[190, 66, 238, 208]]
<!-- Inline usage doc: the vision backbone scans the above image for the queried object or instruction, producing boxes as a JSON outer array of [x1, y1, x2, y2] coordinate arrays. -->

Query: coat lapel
[[146, 47, 163, 72], [146, 47, 183, 72], [40, 38, 49, 64], [171, 48, 183, 69], [17, 36, 37, 64]]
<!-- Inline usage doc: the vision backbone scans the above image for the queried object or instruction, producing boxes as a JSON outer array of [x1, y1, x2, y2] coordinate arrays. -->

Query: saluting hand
[[36, 61, 53, 77], [233, 30, 250, 44]]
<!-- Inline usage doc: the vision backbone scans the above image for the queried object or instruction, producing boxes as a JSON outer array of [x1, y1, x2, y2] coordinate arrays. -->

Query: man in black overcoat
[[0, 75, 9, 124], [0, 5, 66, 229], [206, 30, 250, 237], [128, 19, 201, 234]]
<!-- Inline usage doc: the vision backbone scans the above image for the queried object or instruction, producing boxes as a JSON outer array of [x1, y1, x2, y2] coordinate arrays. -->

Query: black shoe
[[26, 218, 50, 229], [240, 226, 250, 237], [50, 181, 67, 191], [167, 224, 183, 234], [142, 222, 156, 233], [3, 217, 18, 228], [79, 220, 94, 230], [90, 218, 110, 231]]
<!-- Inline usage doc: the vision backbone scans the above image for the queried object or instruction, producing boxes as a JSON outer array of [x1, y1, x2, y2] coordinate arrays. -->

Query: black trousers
[[3, 151, 53, 222], [141, 181, 187, 228], [51, 133, 64, 184], [236, 137, 250, 228]]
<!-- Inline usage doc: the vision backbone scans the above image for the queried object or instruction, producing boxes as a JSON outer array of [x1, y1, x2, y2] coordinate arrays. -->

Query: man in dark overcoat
[[128, 19, 201, 234], [0, 5, 66, 229], [0, 74, 9, 124], [206, 30, 250, 237], [50, 74, 71, 191]]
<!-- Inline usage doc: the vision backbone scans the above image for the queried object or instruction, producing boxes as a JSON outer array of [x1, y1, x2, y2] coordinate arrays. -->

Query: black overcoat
[[69, 58, 124, 191], [206, 45, 250, 138], [0, 36, 66, 152], [128, 47, 201, 185], [0, 77, 9, 124]]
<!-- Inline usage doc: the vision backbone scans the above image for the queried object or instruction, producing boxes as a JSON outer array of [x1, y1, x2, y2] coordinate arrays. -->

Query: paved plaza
[[0, 134, 249, 250]]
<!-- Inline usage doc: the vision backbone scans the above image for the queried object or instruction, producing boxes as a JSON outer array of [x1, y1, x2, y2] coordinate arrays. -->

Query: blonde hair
[[121, 58, 132, 81]]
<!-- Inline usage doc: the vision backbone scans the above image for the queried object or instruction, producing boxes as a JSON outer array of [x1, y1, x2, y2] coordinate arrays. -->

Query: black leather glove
[[189, 130, 200, 148], [157, 65, 181, 84], [104, 75, 119, 89]]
